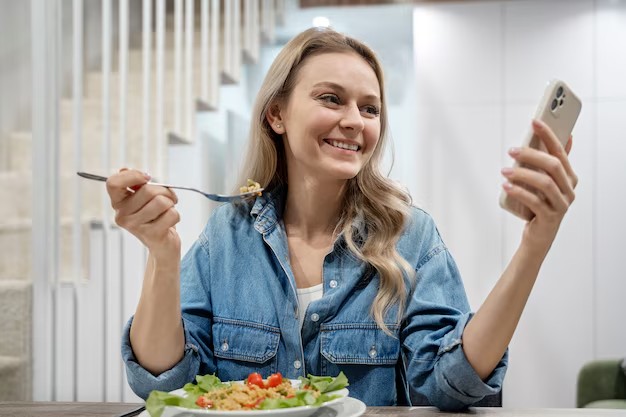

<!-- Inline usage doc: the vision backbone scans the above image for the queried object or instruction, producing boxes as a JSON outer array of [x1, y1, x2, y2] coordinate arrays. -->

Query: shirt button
[[329, 280, 338, 289], [310, 313, 319, 322], [221, 342, 229, 352], [369, 347, 377, 358], [293, 360, 302, 369]]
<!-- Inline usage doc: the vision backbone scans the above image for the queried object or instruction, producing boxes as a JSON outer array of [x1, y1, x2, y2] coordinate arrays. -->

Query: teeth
[[330, 140, 358, 151]]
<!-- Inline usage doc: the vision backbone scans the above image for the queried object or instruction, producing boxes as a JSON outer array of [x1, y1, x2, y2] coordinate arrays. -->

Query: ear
[[265, 102, 285, 135]]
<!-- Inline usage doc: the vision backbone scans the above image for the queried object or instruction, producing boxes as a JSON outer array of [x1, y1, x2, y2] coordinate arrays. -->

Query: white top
[[296, 283, 324, 329]]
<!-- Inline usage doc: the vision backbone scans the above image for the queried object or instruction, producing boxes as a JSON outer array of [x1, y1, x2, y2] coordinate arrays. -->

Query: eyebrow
[[312, 81, 380, 103]]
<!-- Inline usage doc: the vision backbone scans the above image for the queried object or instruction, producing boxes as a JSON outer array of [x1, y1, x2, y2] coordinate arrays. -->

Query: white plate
[[142, 380, 352, 417], [311, 397, 366, 417], [138, 397, 365, 417]]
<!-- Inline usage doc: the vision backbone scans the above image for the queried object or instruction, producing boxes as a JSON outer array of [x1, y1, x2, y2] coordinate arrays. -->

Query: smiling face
[[270, 52, 382, 183]]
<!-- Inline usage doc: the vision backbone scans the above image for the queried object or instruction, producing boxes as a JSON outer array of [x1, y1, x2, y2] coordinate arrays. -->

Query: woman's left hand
[[501, 119, 578, 249]]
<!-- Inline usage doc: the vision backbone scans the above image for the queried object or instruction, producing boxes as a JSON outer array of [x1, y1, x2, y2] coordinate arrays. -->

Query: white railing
[[30, 0, 282, 402]]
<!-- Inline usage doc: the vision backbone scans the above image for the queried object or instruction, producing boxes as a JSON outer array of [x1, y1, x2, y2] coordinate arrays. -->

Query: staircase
[[0, 0, 283, 401]]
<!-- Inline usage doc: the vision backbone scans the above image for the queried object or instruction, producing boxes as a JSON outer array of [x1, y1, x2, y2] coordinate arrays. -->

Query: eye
[[361, 105, 380, 117], [318, 94, 341, 105]]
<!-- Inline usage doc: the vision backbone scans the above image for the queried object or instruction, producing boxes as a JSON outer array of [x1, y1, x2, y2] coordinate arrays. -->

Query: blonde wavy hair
[[238, 27, 414, 334]]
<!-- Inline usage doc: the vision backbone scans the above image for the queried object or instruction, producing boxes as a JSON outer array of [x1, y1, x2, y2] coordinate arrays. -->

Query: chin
[[317, 160, 365, 181], [328, 168, 361, 181]]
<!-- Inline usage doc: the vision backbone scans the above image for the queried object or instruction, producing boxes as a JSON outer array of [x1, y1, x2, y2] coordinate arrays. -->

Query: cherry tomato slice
[[266, 372, 283, 388], [247, 372, 265, 388], [196, 396, 213, 408]]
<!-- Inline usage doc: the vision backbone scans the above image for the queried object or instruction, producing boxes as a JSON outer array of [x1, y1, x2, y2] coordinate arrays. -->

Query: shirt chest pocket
[[212, 317, 280, 380], [320, 323, 400, 365]]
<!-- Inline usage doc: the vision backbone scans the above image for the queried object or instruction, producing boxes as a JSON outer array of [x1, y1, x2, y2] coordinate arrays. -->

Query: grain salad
[[145, 371, 349, 417]]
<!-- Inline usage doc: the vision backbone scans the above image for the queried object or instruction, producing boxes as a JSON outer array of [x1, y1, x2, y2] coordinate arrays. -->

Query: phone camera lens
[[551, 99, 558, 111], [556, 86, 564, 98]]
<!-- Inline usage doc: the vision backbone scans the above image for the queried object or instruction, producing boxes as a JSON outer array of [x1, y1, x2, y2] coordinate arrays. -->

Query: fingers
[[565, 135, 573, 155], [117, 193, 173, 228], [501, 166, 569, 214], [502, 182, 549, 219], [508, 147, 575, 204], [106, 169, 151, 207], [502, 120, 579, 221], [108, 168, 180, 244], [532, 119, 578, 188], [115, 184, 178, 217], [139, 207, 181, 242]]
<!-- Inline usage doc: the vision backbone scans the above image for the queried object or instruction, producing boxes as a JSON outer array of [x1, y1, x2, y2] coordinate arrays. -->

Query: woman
[[107, 27, 577, 410]]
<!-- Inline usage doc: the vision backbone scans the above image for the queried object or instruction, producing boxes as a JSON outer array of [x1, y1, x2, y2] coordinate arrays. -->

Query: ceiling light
[[312, 16, 330, 28]]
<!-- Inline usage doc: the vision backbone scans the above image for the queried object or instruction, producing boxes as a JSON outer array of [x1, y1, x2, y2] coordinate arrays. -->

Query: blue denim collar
[[251, 185, 362, 253], [251, 186, 285, 235]]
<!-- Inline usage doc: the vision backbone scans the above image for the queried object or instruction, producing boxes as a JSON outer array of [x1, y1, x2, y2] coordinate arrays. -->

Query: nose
[[339, 102, 365, 134]]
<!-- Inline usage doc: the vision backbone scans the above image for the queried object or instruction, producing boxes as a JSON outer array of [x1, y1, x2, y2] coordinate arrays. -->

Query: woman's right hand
[[106, 168, 181, 259]]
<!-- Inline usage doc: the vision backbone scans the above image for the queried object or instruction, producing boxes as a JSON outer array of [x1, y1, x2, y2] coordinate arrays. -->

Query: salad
[[146, 371, 349, 417]]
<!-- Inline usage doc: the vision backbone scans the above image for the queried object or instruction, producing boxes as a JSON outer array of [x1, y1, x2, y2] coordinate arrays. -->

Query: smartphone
[[500, 79, 582, 221]]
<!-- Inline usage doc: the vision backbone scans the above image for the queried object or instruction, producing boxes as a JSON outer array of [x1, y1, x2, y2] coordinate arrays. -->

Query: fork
[[77, 171, 264, 202]]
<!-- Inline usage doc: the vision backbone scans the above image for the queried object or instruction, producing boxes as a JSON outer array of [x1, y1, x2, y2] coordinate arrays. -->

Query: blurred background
[[0, 0, 624, 408]]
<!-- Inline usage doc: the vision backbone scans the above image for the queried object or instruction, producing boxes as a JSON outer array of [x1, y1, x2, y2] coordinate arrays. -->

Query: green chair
[[577, 359, 626, 409]]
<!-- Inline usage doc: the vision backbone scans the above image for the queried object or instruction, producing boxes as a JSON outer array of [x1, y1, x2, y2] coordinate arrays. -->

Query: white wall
[[413, 0, 626, 408]]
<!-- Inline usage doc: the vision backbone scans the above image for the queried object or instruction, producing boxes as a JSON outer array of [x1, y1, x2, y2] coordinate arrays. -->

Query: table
[[1, 402, 625, 417]]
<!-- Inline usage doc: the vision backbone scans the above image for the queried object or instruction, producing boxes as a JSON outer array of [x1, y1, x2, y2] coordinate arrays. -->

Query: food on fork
[[239, 179, 262, 196]]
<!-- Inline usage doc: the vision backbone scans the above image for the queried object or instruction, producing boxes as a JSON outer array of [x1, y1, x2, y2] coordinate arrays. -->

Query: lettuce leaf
[[145, 390, 198, 417], [194, 373, 225, 392], [298, 371, 349, 393]]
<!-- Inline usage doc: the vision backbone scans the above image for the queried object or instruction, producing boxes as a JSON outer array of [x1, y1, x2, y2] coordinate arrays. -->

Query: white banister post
[[261, 0, 275, 44], [174, 0, 183, 135], [31, 0, 62, 401], [156, 0, 166, 179], [142, 0, 152, 171], [118, 0, 128, 168], [101, 0, 112, 401], [243, 0, 260, 64], [201, 0, 209, 103], [209, 0, 220, 108], [275, 0, 285, 26], [71, 0, 85, 402], [223, 0, 232, 80], [231, 0, 241, 82], [184, 0, 194, 141]]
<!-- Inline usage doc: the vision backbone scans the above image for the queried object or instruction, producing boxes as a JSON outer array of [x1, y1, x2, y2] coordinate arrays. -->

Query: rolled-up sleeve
[[121, 316, 201, 399], [121, 232, 216, 399], [401, 242, 507, 411]]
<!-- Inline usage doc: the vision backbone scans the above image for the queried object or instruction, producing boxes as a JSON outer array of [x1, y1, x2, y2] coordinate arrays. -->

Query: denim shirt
[[122, 188, 507, 411]]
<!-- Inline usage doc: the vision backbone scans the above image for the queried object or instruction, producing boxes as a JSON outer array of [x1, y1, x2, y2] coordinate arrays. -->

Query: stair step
[[0, 280, 32, 357], [0, 355, 29, 401], [59, 98, 177, 130], [85, 67, 209, 99], [0, 281, 31, 400], [0, 171, 103, 225], [112, 46, 208, 70], [0, 218, 92, 282], [6, 129, 168, 175]]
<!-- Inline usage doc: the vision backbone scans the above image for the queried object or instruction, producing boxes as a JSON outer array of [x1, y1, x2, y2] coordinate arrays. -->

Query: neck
[[283, 176, 346, 241]]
